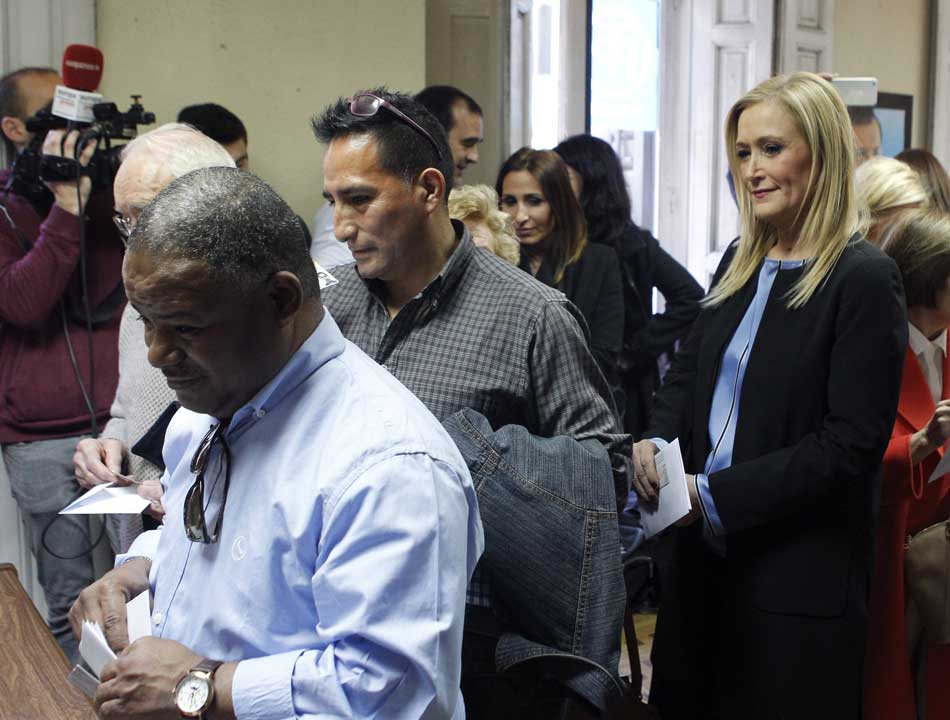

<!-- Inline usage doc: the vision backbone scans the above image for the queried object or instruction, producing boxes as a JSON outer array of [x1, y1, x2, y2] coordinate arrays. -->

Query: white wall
[[97, 0, 428, 227]]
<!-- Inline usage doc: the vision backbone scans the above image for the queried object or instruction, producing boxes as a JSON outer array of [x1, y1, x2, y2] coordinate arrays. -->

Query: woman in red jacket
[[868, 210, 950, 719]]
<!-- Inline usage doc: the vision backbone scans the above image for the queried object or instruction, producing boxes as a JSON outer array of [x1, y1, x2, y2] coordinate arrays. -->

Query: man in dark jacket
[[0, 66, 124, 662]]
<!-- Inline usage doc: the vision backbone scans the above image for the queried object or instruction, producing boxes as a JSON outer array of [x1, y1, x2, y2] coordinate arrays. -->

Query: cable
[[40, 507, 106, 560], [73, 130, 98, 438]]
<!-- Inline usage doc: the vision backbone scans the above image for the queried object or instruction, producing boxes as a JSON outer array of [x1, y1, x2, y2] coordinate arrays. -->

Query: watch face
[[176, 674, 211, 714]]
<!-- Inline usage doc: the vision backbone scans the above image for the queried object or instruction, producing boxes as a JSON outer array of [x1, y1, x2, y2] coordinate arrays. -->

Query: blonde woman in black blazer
[[632, 73, 907, 719]]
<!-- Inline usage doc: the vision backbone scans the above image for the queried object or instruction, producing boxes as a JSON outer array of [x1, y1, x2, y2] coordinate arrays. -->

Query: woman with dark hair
[[496, 147, 624, 383], [555, 134, 703, 437]]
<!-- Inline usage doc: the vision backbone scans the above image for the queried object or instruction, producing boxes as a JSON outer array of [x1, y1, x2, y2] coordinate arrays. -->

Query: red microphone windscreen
[[61, 44, 103, 92]]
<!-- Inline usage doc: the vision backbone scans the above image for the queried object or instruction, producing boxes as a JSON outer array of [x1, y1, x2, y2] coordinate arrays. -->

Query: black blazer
[[645, 238, 907, 717], [525, 242, 624, 383]]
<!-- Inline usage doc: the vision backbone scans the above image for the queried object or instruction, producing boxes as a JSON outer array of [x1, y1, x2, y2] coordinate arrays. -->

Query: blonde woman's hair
[[882, 210, 950, 308], [855, 156, 928, 225], [448, 184, 520, 265], [707, 72, 865, 309]]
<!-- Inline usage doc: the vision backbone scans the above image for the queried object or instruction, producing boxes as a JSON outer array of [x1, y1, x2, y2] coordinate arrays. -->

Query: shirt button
[[152, 610, 164, 625], [254, 409, 266, 419], [381, 365, 389, 372]]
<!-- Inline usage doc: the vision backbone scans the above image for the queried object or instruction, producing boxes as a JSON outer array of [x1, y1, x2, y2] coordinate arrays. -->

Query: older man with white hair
[[72, 124, 235, 549]]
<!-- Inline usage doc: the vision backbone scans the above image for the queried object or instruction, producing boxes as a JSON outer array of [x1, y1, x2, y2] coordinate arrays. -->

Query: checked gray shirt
[[322, 223, 632, 603]]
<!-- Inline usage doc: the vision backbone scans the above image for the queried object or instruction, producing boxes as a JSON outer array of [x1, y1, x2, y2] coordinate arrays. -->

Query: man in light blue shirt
[[70, 167, 483, 719]]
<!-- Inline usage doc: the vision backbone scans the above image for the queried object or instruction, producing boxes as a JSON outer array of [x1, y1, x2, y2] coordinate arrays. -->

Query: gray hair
[[129, 167, 320, 298], [121, 122, 236, 176], [117, 123, 237, 213]]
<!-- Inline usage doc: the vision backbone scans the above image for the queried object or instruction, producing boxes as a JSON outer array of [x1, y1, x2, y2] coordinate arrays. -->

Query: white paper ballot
[[78, 620, 115, 677], [929, 441, 950, 483], [639, 438, 692, 538], [60, 481, 150, 515], [77, 590, 152, 679], [126, 589, 153, 644]]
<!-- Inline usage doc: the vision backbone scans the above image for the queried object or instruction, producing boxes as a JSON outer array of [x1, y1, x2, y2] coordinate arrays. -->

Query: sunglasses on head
[[346, 92, 444, 161]]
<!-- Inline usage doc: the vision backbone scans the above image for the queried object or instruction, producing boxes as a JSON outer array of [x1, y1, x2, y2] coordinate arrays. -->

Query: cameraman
[[0, 67, 124, 663]]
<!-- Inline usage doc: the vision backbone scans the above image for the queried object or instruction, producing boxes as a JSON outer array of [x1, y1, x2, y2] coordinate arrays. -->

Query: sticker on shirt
[[313, 261, 339, 290]]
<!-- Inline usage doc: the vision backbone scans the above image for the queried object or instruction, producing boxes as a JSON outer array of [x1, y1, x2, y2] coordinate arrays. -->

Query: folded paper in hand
[[60, 481, 150, 515], [639, 438, 692, 538], [76, 590, 152, 682]]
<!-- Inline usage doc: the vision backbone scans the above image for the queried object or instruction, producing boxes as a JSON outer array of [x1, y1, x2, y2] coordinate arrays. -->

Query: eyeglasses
[[113, 213, 134, 246], [184, 423, 232, 544], [346, 92, 444, 160]]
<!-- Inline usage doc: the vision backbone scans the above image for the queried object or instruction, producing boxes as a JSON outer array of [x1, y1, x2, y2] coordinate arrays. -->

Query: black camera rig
[[10, 95, 155, 196]]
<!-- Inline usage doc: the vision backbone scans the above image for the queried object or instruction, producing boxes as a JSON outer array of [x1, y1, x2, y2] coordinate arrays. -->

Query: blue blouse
[[695, 257, 807, 535]]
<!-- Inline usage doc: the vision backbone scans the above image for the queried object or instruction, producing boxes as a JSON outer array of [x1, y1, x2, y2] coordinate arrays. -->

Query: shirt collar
[[908, 322, 947, 358], [225, 312, 347, 433]]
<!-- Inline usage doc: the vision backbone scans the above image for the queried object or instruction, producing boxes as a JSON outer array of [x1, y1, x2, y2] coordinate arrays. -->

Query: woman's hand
[[910, 399, 950, 464], [632, 440, 661, 503]]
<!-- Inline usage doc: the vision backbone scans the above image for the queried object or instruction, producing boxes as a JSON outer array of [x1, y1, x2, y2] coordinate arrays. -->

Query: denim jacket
[[443, 408, 626, 709]]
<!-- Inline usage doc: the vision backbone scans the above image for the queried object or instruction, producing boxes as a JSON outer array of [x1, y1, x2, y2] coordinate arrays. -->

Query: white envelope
[[60, 482, 150, 515], [639, 438, 692, 538]]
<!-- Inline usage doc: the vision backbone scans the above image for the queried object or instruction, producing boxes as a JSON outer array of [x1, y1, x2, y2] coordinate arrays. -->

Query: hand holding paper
[[639, 438, 692, 538], [73, 589, 153, 697]]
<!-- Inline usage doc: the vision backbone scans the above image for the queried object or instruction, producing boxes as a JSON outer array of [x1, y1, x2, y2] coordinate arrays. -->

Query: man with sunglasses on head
[[69, 167, 483, 719], [316, 88, 630, 716]]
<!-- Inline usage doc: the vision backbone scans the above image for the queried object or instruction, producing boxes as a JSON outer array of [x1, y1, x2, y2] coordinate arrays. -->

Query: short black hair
[[177, 103, 247, 145], [414, 85, 482, 133], [312, 87, 454, 197], [129, 167, 320, 299], [0, 67, 57, 160]]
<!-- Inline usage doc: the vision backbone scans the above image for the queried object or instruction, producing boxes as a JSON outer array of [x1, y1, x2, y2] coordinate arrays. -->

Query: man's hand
[[42, 129, 96, 215], [95, 637, 202, 719], [138, 479, 166, 521], [73, 437, 127, 489], [69, 557, 151, 652], [631, 440, 661, 503]]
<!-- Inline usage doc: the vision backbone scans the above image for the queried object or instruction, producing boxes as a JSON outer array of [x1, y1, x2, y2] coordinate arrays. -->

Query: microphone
[[51, 44, 104, 123]]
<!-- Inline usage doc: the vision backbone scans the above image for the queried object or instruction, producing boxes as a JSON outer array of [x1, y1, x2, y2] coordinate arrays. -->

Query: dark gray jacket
[[443, 408, 627, 710]]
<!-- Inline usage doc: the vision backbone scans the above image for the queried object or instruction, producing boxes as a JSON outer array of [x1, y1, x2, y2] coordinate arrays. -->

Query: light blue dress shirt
[[119, 313, 484, 719]]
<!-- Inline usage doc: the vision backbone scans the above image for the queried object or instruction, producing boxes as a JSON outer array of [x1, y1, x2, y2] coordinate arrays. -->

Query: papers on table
[[77, 590, 152, 679], [59, 482, 150, 515], [930, 441, 950, 483], [639, 438, 692, 539]]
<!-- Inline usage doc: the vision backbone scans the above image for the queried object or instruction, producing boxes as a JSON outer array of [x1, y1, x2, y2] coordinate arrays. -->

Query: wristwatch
[[174, 658, 223, 719]]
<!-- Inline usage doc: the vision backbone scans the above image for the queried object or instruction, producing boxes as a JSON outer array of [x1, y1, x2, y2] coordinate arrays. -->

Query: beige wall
[[834, 0, 931, 149], [97, 0, 427, 227]]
